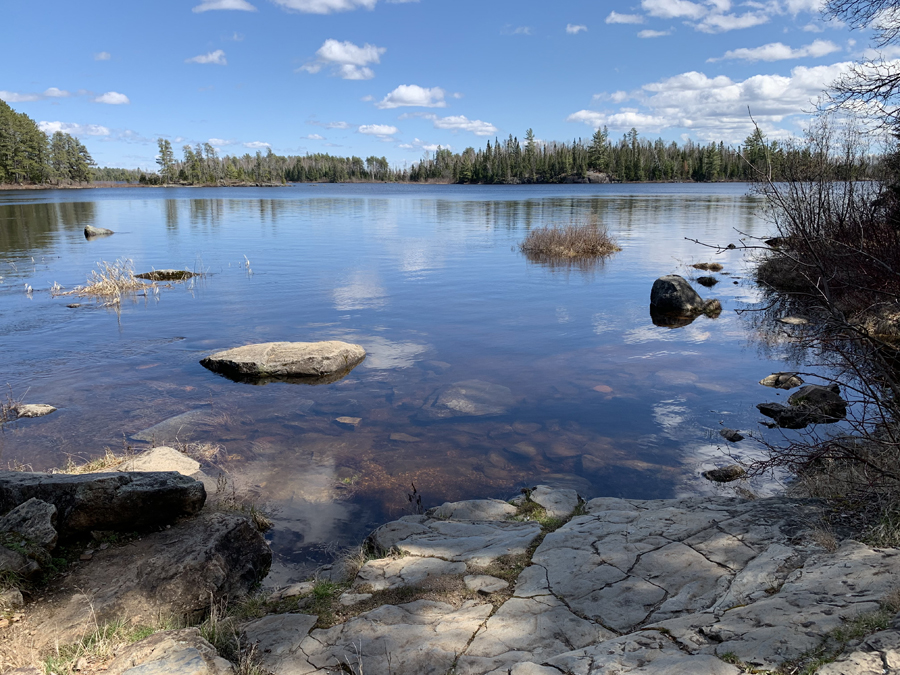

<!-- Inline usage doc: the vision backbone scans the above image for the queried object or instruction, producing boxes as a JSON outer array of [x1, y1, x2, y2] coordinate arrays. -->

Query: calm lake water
[[0, 183, 799, 581]]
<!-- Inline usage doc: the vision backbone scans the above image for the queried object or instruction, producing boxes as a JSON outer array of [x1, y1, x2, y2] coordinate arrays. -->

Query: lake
[[0, 183, 796, 582]]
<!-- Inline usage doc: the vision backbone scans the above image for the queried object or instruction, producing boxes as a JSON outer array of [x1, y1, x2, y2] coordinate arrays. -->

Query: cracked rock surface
[[244, 488, 900, 675]]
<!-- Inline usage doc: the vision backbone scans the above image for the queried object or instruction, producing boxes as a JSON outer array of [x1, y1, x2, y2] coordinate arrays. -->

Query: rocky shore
[[1, 448, 898, 675]]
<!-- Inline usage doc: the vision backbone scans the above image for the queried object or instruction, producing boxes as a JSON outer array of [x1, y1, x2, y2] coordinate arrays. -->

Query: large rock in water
[[0, 471, 205, 536], [84, 224, 114, 238], [200, 340, 366, 384], [788, 383, 847, 422], [650, 274, 720, 317]]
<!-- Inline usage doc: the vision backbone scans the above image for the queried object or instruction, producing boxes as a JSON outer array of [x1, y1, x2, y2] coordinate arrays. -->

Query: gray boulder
[[759, 372, 804, 390], [105, 628, 234, 675], [702, 465, 747, 483], [419, 380, 516, 419], [0, 498, 58, 551], [650, 275, 721, 317], [0, 471, 205, 536], [84, 225, 114, 238], [719, 428, 744, 443], [756, 402, 812, 429], [0, 545, 40, 579], [200, 340, 366, 384], [12, 404, 56, 419]]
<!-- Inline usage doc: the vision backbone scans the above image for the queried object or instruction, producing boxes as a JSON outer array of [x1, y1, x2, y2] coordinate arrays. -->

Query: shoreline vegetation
[[2, 99, 879, 190]]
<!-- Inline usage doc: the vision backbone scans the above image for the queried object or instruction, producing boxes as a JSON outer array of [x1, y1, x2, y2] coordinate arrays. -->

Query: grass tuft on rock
[[59, 258, 153, 304], [520, 220, 620, 263]]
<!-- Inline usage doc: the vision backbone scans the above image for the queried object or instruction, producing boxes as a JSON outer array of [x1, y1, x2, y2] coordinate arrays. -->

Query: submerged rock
[[696, 275, 719, 287], [759, 372, 804, 390], [200, 340, 366, 384], [719, 428, 745, 443], [84, 225, 114, 238], [691, 262, 723, 271], [757, 385, 846, 429], [130, 407, 216, 443], [135, 269, 197, 281], [419, 380, 516, 419]]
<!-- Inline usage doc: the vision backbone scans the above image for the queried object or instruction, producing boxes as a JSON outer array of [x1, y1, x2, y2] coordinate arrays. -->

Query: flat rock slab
[[1, 512, 271, 654], [242, 613, 319, 664], [200, 341, 366, 384], [0, 471, 205, 535], [105, 628, 233, 675], [251, 600, 492, 675], [419, 380, 516, 419], [12, 404, 56, 419], [356, 556, 466, 591], [117, 446, 201, 476], [429, 499, 517, 521], [370, 515, 542, 566], [464, 575, 509, 594]]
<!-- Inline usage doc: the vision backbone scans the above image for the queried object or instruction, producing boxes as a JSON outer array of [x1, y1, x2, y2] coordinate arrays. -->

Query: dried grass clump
[[59, 258, 153, 304], [520, 220, 620, 262]]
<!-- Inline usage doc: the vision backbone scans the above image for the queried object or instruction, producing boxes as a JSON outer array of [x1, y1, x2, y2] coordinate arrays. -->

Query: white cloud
[[94, 91, 130, 104], [305, 133, 325, 140], [94, 52, 111, 61], [375, 84, 446, 109], [186, 50, 227, 65], [327, 121, 350, 129], [208, 138, 236, 146], [710, 39, 841, 62], [38, 121, 111, 137], [271, 0, 376, 13], [192, 0, 257, 11], [606, 11, 644, 24], [43, 88, 70, 98], [696, 11, 769, 32], [432, 115, 498, 136], [642, 0, 706, 19], [638, 28, 673, 37], [0, 91, 41, 102], [505, 25, 533, 35], [568, 61, 854, 143], [244, 141, 270, 148], [358, 124, 399, 137], [300, 39, 385, 80], [566, 23, 588, 34]]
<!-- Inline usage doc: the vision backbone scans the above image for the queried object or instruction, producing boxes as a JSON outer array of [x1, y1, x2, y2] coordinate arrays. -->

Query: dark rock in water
[[756, 402, 811, 429], [419, 380, 515, 419], [84, 225, 114, 238], [788, 384, 847, 423], [650, 275, 721, 323], [759, 372, 804, 390], [0, 498, 58, 551], [719, 428, 744, 443], [702, 465, 746, 483], [66, 303, 81, 308], [0, 471, 205, 536], [696, 276, 719, 287], [692, 262, 723, 272], [201, 340, 366, 385], [135, 269, 197, 281]]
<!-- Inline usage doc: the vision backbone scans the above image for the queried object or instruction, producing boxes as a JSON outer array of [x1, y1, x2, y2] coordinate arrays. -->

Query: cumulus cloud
[[300, 39, 385, 80], [638, 28, 673, 37], [1, 88, 75, 102], [304, 133, 325, 140], [642, 0, 705, 20], [638, 0, 822, 33], [568, 62, 854, 142], [38, 121, 111, 137], [566, 24, 588, 34], [193, 0, 257, 11], [358, 124, 399, 137], [43, 88, 70, 98], [271, 0, 376, 13], [94, 91, 130, 104], [244, 141, 271, 149], [375, 84, 446, 108], [186, 50, 227, 65], [208, 138, 236, 146], [606, 11, 645, 24], [431, 115, 498, 136], [94, 52, 111, 61], [710, 39, 841, 62]]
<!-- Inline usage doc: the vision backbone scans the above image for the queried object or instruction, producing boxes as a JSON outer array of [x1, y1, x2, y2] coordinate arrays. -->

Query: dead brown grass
[[58, 258, 154, 304], [520, 220, 620, 261]]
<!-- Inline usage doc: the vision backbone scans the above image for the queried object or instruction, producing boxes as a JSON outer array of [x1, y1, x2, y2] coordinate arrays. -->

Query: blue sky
[[1, 0, 876, 169]]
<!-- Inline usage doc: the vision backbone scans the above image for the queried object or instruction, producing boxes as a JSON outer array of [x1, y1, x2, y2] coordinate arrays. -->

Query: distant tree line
[[0, 101, 95, 184]]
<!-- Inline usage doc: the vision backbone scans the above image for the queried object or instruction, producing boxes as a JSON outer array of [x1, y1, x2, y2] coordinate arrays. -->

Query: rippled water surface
[[0, 183, 790, 580]]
